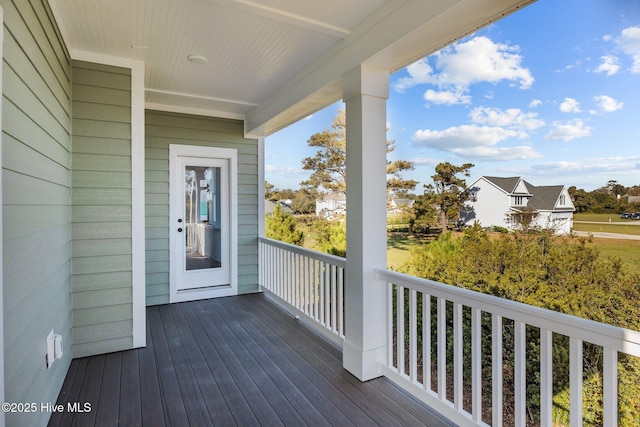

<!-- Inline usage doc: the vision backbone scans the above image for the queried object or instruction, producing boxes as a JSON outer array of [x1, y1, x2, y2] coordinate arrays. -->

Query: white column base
[[343, 339, 385, 381]]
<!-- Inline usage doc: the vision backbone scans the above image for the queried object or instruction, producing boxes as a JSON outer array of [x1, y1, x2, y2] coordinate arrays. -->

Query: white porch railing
[[259, 237, 345, 344], [376, 268, 640, 427]]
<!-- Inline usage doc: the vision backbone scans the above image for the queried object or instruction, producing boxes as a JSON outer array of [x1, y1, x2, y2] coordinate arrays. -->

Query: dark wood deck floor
[[49, 293, 454, 426]]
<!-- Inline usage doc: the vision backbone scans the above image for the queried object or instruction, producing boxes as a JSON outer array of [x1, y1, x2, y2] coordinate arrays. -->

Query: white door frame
[[169, 144, 238, 303]]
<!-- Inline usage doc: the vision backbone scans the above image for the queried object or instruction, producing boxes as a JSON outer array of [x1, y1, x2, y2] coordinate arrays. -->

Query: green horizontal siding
[[145, 110, 259, 305], [1, 1, 73, 426], [71, 60, 133, 358]]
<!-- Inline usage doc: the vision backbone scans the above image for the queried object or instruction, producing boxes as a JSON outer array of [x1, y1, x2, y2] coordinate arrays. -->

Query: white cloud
[[470, 107, 545, 132], [529, 99, 542, 108], [393, 36, 534, 92], [616, 26, 640, 73], [393, 59, 435, 91], [595, 55, 620, 76], [544, 119, 592, 141], [411, 157, 441, 167], [423, 89, 471, 105], [265, 165, 308, 179], [433, 36, 534, 89], [559, 98, 581, 113], [593, 95, 624, 113], [529, 157, 640, 176], [412, 125, 540, 160]]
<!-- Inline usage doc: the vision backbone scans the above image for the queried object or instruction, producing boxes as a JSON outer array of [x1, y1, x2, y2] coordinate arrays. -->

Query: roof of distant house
[[265, 199, 293, 214], [483, 176, 525, 194], [477, 176, 573, 212], [523, 182, 570, 211]]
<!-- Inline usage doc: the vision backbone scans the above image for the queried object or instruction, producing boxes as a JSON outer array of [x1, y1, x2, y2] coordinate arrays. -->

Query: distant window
[[559, 194, 566, 205], [513, 196, 524, 206]]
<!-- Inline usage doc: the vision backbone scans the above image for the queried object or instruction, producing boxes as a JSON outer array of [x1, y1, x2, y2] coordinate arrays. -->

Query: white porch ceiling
[[50, 0, 535, 135]]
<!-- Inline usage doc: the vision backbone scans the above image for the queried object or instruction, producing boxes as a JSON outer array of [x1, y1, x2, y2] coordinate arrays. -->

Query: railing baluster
[[322, 262, 331, 328], [319, 260, 324, 324], [492, 314, 503, 427], [331, 265, 337, 333], [338, 267, 344, 337], [603, 348, 618, 427], [437, 297, 446, 400], [423, 293, 431, 392], [410, 289, 417, 383], [453, 302, 463, 411], [570, 337, 583, 427], [540, 328, 553, 427], [387, 284, 393, 369], [471, 307, 481, 423], [515, 320, 526, 427], [398, 285, 405, 376], [313, 259, 318, 320], [304, 256, 313, 317], [279, 246, 284, 298], [287, 250, 293, 304]]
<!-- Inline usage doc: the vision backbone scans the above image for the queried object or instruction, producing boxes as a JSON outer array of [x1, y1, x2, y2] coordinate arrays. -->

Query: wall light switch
[[46, 330, 55, 368], [54, 334, 63, 359]]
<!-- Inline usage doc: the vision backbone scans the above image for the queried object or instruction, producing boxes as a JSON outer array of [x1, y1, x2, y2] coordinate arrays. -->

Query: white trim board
[[69, 50, 147, 349], [0, 6, 6, 427]]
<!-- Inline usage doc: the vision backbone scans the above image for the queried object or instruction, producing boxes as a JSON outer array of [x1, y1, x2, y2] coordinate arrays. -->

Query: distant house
[[462, 176, 575, 234], [628, 195, 640, 204], [316, 193, 347, 219], [388, 198, 415, 214], [265, 200, 293, 215]]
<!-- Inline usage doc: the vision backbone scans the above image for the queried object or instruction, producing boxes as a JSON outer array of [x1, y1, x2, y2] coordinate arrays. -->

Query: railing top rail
[[376, 268, 640, 357], [260, 237, 346, 268]]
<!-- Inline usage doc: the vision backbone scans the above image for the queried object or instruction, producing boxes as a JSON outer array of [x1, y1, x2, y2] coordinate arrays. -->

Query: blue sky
[[265, 0, 640, 192]]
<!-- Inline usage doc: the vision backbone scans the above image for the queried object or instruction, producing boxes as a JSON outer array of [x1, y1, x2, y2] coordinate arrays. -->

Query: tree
[[567, 186, 593, 213], [606, 179, 626, 196], [301, 111, 347, 194], [290, 188, 316, 214], [419, 162, 474, 233], [301, 110, 417, 196], [265, 180, 277, 201], [265, 204, 304, 245], [314, 219, 346, 257]]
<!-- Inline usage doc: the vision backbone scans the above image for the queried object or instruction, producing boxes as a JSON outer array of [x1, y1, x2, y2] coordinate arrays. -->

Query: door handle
[[177, 227, 183, 232]]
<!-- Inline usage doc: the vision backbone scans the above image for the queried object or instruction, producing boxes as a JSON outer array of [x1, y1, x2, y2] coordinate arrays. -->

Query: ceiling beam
[[205, 0, 351, 38]]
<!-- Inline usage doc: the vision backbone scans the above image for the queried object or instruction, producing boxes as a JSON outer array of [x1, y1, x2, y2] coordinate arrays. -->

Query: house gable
[[513, 178, 530, 195]]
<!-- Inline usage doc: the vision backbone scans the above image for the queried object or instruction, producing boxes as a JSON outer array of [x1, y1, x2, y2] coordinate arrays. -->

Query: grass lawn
[[585, 238, 640, 273], [386, 232, 640, 274], [387, 233, 435, 270], [574, 213, 620, 222], [573, 222, 640, 236]]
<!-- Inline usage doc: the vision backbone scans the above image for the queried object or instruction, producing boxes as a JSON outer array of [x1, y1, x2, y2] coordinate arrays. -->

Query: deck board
[[49, 293, 455, 426]]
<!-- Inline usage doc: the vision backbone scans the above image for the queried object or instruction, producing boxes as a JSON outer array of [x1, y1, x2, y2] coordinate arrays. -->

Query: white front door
[[170, 145, 237, 302]]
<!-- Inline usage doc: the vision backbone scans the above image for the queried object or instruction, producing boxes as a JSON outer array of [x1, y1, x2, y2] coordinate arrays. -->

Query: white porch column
[[342, 64, 388, 381]]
